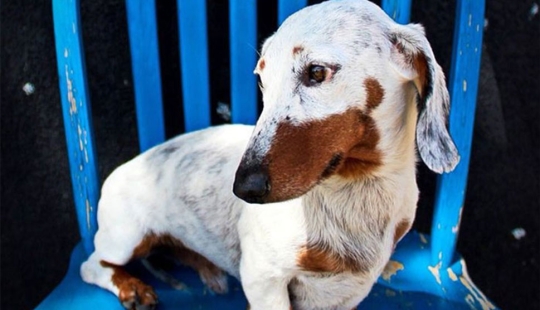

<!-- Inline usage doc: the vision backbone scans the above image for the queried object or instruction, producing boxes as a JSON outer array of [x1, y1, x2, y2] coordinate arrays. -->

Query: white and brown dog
[[81, 0, 459, 309]]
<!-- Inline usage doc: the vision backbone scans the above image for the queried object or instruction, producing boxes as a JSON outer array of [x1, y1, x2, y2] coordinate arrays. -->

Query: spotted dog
[[80, 0, 459, 309]]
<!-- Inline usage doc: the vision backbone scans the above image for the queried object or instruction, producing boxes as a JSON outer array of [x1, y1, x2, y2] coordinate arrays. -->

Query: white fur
[[81, 1, 458, 309]]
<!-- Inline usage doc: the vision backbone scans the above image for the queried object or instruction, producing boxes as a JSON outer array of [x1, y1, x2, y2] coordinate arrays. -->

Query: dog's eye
[[307, 65, 327, 85]]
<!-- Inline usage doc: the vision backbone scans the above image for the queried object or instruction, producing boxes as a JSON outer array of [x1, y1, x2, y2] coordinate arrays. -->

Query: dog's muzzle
[[233, 165, 270, 204]]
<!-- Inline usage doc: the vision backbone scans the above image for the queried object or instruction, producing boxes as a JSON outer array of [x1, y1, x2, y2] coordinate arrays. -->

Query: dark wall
[[1, 1, 539, 309]]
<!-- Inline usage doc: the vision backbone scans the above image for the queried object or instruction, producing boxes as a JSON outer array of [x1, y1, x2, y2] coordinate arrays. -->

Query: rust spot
[[297, 244, 368, 273], [292, 45, 304, 55], [393, 219, 411, 248], [364, 78, 385, 111], [258, 58, 266, 71], [100, 261, 158, 306], [265, 109, 382, 201], [132, 232, 225, 292]]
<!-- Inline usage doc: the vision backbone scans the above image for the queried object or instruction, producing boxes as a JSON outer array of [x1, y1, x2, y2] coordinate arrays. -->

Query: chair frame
[[39, 0, 497, 309]]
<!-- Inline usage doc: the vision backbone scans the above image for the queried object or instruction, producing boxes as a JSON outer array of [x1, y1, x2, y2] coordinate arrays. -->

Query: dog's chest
[[289, 271, 373, 310]]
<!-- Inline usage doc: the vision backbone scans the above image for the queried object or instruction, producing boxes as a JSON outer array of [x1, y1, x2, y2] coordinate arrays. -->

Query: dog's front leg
[[240, 252, 291, 310]]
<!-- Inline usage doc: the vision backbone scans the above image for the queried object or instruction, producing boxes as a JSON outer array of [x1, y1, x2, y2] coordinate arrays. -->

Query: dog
[[80, 0, 459, 309]]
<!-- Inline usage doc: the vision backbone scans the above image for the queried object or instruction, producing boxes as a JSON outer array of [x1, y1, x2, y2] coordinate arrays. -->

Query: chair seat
[[37, 237, 476, 310]]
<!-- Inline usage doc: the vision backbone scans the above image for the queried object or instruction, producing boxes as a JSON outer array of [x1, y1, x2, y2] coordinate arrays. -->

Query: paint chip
[[381, 260, 404, 281], [22, 82, 35, 95], [511, 227, 526, 240], [428, 262, 442, 285], [447, 268, 458, 281]]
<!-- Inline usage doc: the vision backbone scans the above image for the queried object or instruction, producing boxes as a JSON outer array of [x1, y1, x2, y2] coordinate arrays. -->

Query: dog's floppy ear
[[388, 24, 459, 174]]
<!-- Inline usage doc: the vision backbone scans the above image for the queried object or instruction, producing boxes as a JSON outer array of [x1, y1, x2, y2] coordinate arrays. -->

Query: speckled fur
[[80, 1, 458, 309]]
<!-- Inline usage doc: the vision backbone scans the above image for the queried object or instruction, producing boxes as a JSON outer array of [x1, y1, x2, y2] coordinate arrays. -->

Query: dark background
[[1, 0, 539, 309]]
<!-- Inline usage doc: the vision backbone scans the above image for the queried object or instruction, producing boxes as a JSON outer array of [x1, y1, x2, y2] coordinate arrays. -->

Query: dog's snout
[[233, 167, 270, 204]]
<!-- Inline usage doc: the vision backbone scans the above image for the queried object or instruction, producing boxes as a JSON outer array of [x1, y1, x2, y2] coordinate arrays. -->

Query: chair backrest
[[53, 0, 486, 304]]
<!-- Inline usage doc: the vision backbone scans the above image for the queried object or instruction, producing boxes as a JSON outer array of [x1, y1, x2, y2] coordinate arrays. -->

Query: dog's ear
[[388, 24, 459, 174]]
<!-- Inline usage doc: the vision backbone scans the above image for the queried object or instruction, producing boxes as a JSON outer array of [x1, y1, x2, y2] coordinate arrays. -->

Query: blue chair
[[38, 0, 498, 309]]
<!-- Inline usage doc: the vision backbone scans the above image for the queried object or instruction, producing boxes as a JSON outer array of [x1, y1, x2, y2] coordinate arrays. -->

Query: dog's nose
[[233, 169, 270, 204]]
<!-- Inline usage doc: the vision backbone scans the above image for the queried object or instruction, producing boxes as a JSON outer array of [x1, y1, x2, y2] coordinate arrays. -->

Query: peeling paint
[[428, 262, 442, 285], [382, 260, 404, 281], [452, 207, 463, 234], [465, 294, 476, 309], [447, 268, 458, 281], [77, 125, 83, 150], [85, 199, 91, 230], [65, 65, 77, 114], [385, 289, 397, 297], [459, 261, 496, 310]]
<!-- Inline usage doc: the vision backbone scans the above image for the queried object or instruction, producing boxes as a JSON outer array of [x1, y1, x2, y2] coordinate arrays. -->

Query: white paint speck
[[463, 80, 468, 92], [217, 101, 231, 122], [22, 82, 35, 95], [484, 18, 489, 30], [468, 14, 472, 26], [511, 227, 526, 240], [64, 48, 69, 58], [530, 3, 539, 20]]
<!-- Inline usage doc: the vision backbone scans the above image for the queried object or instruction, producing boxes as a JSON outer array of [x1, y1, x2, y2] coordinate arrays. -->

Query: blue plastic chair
[[38, 0, 498, 309]]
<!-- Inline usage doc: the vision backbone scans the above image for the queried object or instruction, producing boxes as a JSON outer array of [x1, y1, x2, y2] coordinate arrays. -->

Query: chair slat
[[278, 0, 308, 25], [177, 0, 211, 132], [52, 0, 99, 255], [125, 0, 166, 151], [229, 0, 258, 125], [431, 0, 485, 268], [381, 0, 412, 24]]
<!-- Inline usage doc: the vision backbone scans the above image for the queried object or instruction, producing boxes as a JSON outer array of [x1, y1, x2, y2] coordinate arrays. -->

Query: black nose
[[233, 169, 270, 204]]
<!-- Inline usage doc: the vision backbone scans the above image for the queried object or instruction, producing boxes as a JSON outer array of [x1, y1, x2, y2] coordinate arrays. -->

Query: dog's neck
[[300, 174, 399, 273]]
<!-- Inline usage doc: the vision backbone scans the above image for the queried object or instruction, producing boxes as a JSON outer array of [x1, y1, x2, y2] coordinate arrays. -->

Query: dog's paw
[[200, 268, 229, 294], [118, 279, 158, 310]]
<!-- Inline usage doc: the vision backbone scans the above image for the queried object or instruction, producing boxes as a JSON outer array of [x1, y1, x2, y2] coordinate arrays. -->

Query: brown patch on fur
[[133, 232, 228, 293], [258, 58, 266, 71], [292, 45, 304, 55], [100, 261, 158, 307], [412, 53, 428, 98], [393, 220, 411, 248], [265, 109, 382, 201], [297, 245, 368, 274], [364, 78, 384, 111], [336, 112, 382, 179]]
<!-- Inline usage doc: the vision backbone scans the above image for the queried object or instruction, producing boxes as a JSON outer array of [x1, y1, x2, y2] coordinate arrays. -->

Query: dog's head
[[233, 0, 459, 204]]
